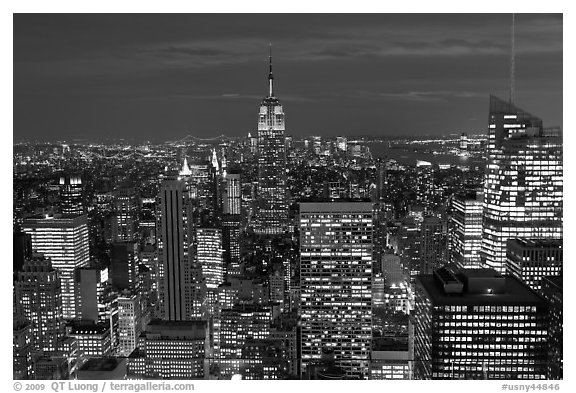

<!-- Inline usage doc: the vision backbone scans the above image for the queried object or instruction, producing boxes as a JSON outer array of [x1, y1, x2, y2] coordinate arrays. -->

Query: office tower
[[299, 202, 373, 379], [76, 265, 110, 322], [196, 228, 224, 289], [217, 305, 272, 379], [67, 323, 112, 358], [506, 238, 562, 291], [312, 136, 322, 155], [370, 332, 411, 380], [23, 215, 90, 319], [420, 216, 446, 274], [14, 255, 64, 353], [460, 133, 468, 150], [336, 136, 347, 152], [415, 167, 435, 212], [111, 186, 137, 242], [270, 326, 298, 377], [13, 317, 33, 379], [481, 96, 563, 273], [223, 171, 241, 215], [255, 49, 288, 235], [239, 339, 287, 379], [117, 293, 142, 357], [157, 178, 195, 320], [382, 253, 404, 287], [126, 320, 208, 379], [75, 266, 119, 351], [59, 175, 83, 217], [414, 268, 548, 379], [269, 268, 285, 310], [13, 230, 32, 274], [541, 275, 562, 379], [450, 191, 483, 269], [110, 241, 139, 291], [221, 215, 241, 267]]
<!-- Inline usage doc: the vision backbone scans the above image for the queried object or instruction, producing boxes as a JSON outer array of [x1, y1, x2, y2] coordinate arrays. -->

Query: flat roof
[[300, 201, 374, 213], [79, 357, 121, 372], [417, 274, 546, 306]]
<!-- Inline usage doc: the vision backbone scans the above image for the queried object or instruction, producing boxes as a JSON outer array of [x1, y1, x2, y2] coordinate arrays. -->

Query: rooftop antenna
[[268, 43, 274, 97], [510, 13, 516, 105]]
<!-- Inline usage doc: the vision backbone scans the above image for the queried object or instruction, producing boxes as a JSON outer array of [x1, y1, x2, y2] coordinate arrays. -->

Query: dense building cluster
[[13, 58, 562, 380]]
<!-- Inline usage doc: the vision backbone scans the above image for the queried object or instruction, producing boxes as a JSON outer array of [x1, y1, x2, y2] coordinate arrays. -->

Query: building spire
[[510, 13, 515, 105], [268, 43, 274, 97]]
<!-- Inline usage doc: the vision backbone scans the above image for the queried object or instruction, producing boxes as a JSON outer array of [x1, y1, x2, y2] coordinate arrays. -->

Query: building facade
[[23, 215, 90, 319], [414, 267, 548, 379], [481, 96, 563, 273], [299, 202, 373, 379]]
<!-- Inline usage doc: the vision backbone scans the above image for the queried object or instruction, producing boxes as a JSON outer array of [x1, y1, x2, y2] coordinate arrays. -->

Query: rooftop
[[417, 268, 546, 306], [79, 357, 121, 372]]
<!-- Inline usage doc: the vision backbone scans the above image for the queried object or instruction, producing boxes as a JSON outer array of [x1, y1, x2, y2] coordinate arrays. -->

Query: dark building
[[110, 242, 139, 292], [13, 230, 32, 274], [13, 317, 33, 379], [541, 275, 562, 380], [420, 216, 446, 274], [414, 268, 548, 379]]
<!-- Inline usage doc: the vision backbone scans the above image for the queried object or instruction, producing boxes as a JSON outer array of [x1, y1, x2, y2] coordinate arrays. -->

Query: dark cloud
[[13, 13, 562, 141]]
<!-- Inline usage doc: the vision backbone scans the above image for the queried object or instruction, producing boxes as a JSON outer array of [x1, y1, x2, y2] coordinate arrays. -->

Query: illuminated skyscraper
[[117, 292, 142, 357], [255, 48, 288, 235], [414, 267, 548, 379], [450, 191, 483, 269], [23, 215, 90, 319], [222, 170, 241, 269], [481, 96, 563, 273], [111, 186, 137, 242], [14, 255, 64, 353], [299, 202, 373, 379], [223, 171, 241, 215], [59, 175, 83, 217], [196, 228, 224, 289], [505, 238, 562, 292]]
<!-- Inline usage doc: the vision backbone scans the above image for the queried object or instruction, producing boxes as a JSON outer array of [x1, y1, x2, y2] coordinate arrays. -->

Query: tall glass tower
[[255, 48, 288, 235], [481, 96, 563, 273]]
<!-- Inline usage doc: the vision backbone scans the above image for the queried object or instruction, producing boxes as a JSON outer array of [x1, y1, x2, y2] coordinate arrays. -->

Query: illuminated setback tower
[[481, 96, 563, 273], [255, 48, 288, 235]]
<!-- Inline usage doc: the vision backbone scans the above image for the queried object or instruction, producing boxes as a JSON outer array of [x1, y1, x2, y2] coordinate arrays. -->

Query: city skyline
[[12, 11, 564, 382], [14, 13, 562, 142]]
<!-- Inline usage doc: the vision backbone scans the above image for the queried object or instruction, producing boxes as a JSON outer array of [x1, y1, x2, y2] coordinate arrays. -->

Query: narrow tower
[[254, 46, 288, 235]]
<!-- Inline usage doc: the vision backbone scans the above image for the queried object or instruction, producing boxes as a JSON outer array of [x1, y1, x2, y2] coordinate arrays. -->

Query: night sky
[[13, 13, 562, 142]]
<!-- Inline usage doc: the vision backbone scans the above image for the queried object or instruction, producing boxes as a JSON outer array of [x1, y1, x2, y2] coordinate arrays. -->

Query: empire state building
[[254, 48, 288, 235]]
